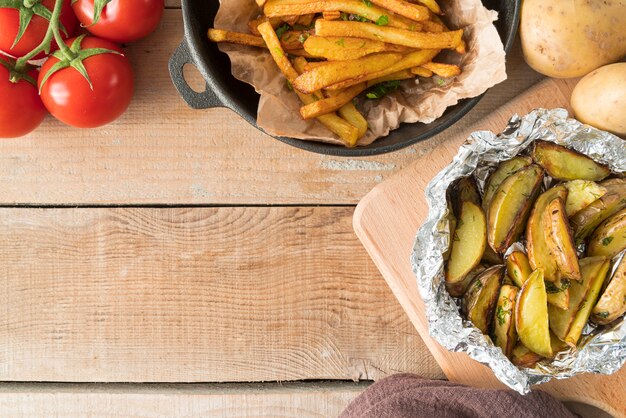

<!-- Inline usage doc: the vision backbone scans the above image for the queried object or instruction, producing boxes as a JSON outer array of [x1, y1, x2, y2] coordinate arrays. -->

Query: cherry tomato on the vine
[[0, 57, 47, 138], [38, 36, 134, 128], [72, 0, 164, 43], [0, 0, 77, 59]]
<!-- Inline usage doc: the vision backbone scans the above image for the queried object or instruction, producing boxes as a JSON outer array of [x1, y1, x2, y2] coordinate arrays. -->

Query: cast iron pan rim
[[178, 0, 521, 157]]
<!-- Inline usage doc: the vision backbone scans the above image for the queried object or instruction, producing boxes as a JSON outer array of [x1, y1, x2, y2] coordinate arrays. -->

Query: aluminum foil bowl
[[411, 108, 626, 393]]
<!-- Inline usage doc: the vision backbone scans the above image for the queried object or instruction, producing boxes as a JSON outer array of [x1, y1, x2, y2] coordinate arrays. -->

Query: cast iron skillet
[[169, 0, 520, 156]]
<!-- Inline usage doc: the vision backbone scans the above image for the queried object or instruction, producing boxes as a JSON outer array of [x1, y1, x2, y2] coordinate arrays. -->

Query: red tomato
[[72, 0, 164, 43], [0, 57, 47, 138], [0, 0, 77, 59], [38, 36, 134, 128]]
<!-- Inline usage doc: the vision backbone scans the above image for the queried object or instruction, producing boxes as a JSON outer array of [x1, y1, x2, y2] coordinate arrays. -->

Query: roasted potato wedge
[[493, 284, 518, 357], [587, 209, 626, 258], [548, 256, 609, 340], [506, 251, 532, 287], [482, 245, 503, 265], [482, 156, 533, 213], [447, 264, 486, 298], [462, 265, 504, 334], [592, 256, 626, 324], [487, 164, 544, 253], [532, 140, 611, 181], [527, 186, 568, 281], [544, 197, 581, 282], [565, 257, 611, 346], [516, 269, 552, 357], [571, 183, 626, 241], [545, 277, 571, 310], [445, 201, 487, 283], [511, 343, 543, 368], [449, 176, 481, 217], [564, 180, 607, 217]]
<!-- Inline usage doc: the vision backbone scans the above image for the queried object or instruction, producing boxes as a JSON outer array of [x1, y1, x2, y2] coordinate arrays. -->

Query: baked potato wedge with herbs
[[564, 180, 607, 217], [516, 269, 552, 358], [587, 209, 626, 258], [506, 251, 532, 288], [527, 186, 569, 282], [565, 258, 610, 346], [543, 197, 582, 282], [592, 256, 626, 325], [532, 141, 611, 181], [487, 164, 544, 253], [482, 245, 503, 265], [445, 201, 487, 284], [446, 264, 486, 298], [570, 184, 626, 241], [493, 284, 518, 357], [451, 177, 482, 215], [462, 265, 504, 334], [545, 278, 570, 310], [548, 257, 609, 340], [483, 156, 533, 213], [511, 343, 543, 368]]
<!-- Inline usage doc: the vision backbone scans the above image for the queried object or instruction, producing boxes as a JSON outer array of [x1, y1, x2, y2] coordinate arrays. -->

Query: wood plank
[[0, 10, 543, 206], [0, 206, 443, 382], [0, 382, 366, 417], [353, 78, 625, 417]]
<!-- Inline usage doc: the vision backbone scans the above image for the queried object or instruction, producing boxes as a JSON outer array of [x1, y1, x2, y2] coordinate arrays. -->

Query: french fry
[[292, 52, 404, 94], [248, 16, 283, 36], [322, 10, 342, 20], [264, 0, 418, 30], [314, 19, 463, 49], [208, 29, 267, 48], [410, 66, 433, 77], [421, 62, 461, 77], [299, 70, 414, 119], [420, 20, 444, 33], [296, 13, 315, 26], [286, 49, 318, 58], [303, 36, 410, 61], [255, 0, 267, 8], [413, 0, 442, 15], [338, 104, 368, 138], [258, 22, 359, 146], [455, 39, 467, 54], [369, 0, 430, 22], [279, 30, 309, 50], [325, 48, 439, 90]]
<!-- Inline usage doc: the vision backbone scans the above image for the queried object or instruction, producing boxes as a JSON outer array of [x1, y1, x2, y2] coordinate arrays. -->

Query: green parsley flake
[[602, 236, 614, 246], [365, 80, 401, 99], [376, 15, 389, 26]]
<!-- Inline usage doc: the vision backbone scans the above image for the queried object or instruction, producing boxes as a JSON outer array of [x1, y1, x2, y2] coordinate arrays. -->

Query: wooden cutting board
[[354, 78, 626, 417]]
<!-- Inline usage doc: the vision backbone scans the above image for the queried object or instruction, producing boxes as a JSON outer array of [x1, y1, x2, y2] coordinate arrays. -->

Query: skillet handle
[[169, 41, 224, 110]]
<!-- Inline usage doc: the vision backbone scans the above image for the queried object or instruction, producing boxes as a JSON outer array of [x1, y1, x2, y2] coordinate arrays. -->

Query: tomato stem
[[14, 0, 71, 72], [23, 0, 41, 8]]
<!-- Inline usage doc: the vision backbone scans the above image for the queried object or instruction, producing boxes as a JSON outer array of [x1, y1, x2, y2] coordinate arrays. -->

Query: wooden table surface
[[0, 2, 546, 416]]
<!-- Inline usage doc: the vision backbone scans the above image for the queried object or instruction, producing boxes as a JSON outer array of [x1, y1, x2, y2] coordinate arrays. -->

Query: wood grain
[[0, 206, 443, 382], [354, 78, 625, 417], [0, 382, 365, 417], [0, 10, 543, 206]]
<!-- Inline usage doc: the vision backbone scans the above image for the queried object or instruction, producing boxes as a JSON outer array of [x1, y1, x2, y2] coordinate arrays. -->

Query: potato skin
[[572, 63, 626, 137], [520, 0, 626, 78]]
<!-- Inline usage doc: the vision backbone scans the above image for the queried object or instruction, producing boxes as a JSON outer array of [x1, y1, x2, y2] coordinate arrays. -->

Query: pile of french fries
[[208, 0, 465, 147], [445, 141, 626, 367]]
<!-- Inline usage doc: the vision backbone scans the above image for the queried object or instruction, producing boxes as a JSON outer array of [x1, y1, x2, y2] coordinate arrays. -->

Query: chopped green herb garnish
[[336, 38, 345, 47], [545, 281, 562, 294], [496, 305, 510, 326], [275, 24, 290, 39], [298, 33, 309, 44], [602, 236, 614, 246], [596, 311, 610, 319], [376, 15, 389, 26], [286, 80, 293, 91], [365, 80, 401, 99], [362, 0, 372, 6]]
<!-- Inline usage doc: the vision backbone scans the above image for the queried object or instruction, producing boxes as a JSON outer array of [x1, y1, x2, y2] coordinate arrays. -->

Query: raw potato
[[532, 141, 611, 181], [487, 165, 544, 253], [564, 180, 606, 217], [565, 258, 611, 346], [520, 0, 626, 78], [527, 186, 568, 281], [571, 183, 626, 241], [493, 284, 518, 357], [548, 257, 608, 340], [446, 264, 486, 298], [592, 256, 626, 324], [445, 201, 487, 283], [506, 251, 532, 288], [516, 269, 552, 357], [571, 63, 626, 137], [482, 157, 533, 213], [587, 209, 626, 258], [462, 265, 504, 334], [543, 197, 581, 282]]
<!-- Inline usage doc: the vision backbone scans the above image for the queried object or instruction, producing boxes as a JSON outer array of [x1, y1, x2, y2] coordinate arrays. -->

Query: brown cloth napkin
[[341, 374, 577, 418]]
